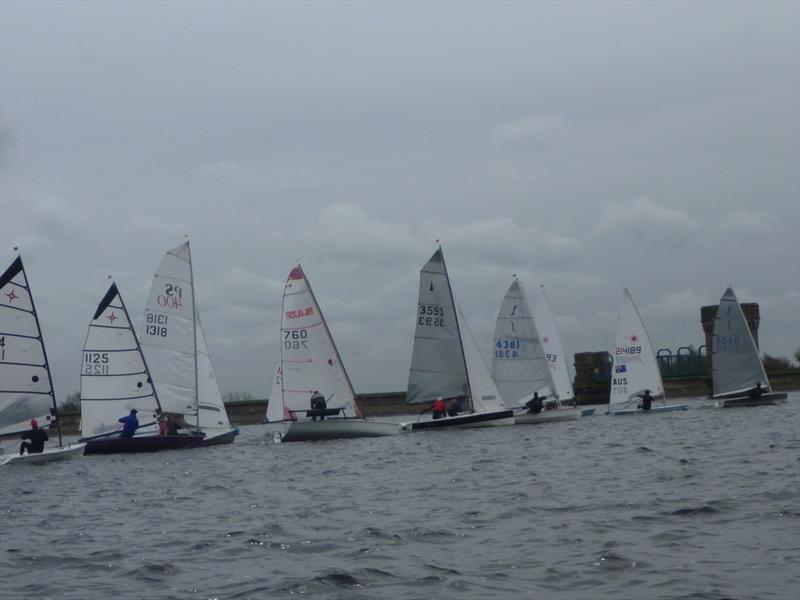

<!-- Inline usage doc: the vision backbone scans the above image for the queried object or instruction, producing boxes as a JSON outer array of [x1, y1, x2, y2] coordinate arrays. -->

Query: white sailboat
[[712, 287, 786, 408], [402, 248, 514, 431], [534, 286, 595, 417], [267, 265, 399, 442], [139, 241, 237, 445], [492, 278, 580, 425], [80, 281, 205, 454], [608, 289, 687, 415], [0, 255, 84, 465]]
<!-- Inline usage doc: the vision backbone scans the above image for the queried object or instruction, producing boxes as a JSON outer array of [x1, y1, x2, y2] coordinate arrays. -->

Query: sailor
[[524, 392, 544, 414], [310, 390, 327, 421], [432, 397, 446, 419], [748, 382, 764, 400], [638, 389, 654, 411], [19, 419, 49, 455], [118, 409, 139, 438], [447, 398, 461, 417]]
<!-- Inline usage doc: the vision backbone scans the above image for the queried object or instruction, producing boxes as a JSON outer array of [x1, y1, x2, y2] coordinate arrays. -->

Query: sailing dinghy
[[402, 248, 514, 431], [0, 255, 85, 465], [80, 282, 205, 454], [266, 265, 399, 442], [712, 287, 787, 408], [139, 242, 238, 446], [534, 286, 594, 416], [492, 278, 580, 425], [608, 289, 687, 416]]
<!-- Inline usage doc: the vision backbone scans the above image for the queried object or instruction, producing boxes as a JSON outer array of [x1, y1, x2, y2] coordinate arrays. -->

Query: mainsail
[[273, 265, 361, 420], [0, 256, 58, 437], [533, 286, 575, 402], [406, 248, 469, 404], [491, 279, 552, 406], [80, 282, 161, 437], [712, 287, 770, 397], [139, 241, 230, 432], [609, 288, 664, 410]]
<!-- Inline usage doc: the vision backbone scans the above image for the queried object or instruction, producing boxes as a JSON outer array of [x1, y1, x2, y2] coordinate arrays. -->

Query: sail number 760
[[284, 329, 308, 350]]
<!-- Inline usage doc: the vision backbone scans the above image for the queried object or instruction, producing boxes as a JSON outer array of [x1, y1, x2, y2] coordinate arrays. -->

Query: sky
[[1, 1, 798, 400]]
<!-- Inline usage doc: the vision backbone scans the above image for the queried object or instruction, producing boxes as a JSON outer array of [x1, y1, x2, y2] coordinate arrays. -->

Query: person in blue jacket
[[118, 409, 139, 438]]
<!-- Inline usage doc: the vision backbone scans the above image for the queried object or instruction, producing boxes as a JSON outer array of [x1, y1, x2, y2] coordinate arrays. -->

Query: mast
[[186, 240, 200, 432], [439, 246, 472, 411], [278, 269, 289, 422], [303, 267, 362, 418], [18, 255, 63, 447]]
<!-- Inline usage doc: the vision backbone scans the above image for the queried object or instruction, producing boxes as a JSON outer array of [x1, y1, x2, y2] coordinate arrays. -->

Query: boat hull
[[1, 443, 86, 466], [609, 403, 688, 416], [279, 419, 400, 442], [514, 407, 581, 425], [581, 408, 597, 417], [83, 434, 206, 455], [200, 428, 239, 446], [714, 393, 787, 408], [401, 409, 515, 431]]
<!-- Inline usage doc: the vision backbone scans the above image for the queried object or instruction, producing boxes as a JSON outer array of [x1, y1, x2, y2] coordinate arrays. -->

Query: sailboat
[[0, 255, 85, 465], [608, 289, 688, 415], [139, 241, 237, 445], [79, 281, 205, 454], [491, 278, 581, 425], [402, 248, 514, 431], [266, 265, 399, 442], [712, 287, 787, 408]]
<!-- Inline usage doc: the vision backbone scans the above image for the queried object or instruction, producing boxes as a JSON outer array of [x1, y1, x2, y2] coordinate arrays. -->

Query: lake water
[[1, 393, 798, 599]]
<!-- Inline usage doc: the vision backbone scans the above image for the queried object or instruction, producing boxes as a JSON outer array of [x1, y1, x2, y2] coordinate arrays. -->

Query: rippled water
[[2, 393, 799, 599]]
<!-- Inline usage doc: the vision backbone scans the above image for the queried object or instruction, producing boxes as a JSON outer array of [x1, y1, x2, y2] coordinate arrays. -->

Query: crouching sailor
[[19, 419, 49, 455]]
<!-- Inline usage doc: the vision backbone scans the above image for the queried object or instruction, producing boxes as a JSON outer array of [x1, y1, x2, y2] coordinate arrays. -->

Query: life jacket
[[433, 399, 446, 414]]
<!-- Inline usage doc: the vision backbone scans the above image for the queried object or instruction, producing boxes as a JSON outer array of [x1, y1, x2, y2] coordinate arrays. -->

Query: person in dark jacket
[[310, 391, 327, 421], [19, 419, 49, 455], [118, 409, 139, 438], [637, 389, 654, 411], [525, 392, 544, 414], [748, 382, 764, 400]]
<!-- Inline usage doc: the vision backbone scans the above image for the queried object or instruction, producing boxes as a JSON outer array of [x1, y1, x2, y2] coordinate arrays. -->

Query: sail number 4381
[[418, 304, 444, 327]]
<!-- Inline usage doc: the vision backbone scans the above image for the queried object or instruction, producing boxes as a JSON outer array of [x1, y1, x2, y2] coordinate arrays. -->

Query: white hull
[[714, 392, 787, 408], [279, 419, 400, 442], [513, 407, 582, 425], [609, 403, 688, 416], [400, 409, 515, 431], [0, 443, 86, 466]]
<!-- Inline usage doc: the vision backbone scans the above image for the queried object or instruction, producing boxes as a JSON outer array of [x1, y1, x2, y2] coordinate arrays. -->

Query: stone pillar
[[700, 302, 760, 377]]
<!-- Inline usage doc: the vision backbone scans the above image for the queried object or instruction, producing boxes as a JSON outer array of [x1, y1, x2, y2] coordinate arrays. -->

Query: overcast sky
[[1, 1, 798, 400]]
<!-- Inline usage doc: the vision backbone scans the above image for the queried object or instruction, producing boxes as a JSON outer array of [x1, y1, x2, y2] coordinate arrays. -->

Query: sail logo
[[286, 306, 314, 319]]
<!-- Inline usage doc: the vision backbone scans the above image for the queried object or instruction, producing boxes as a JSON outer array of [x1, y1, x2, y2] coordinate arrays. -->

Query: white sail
[[80, 282, 161, 437], [712, 287, 770, 397], [458, 304, 507, 413], [265, 362, 285, 423], [533, 287, 575, 402], [195, 312, 231, 431], [609, 289, 664, 409], [139, 241, 232, 432], [139, 241, 196, 422], [407, 248, 468, 404], [491, 279, 552, 406], [275, 265, 361, 420], [0, 256, 57, 436]]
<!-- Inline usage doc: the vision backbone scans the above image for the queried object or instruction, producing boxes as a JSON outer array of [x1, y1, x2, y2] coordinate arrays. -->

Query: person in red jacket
[[432, 397, 446, 419]]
